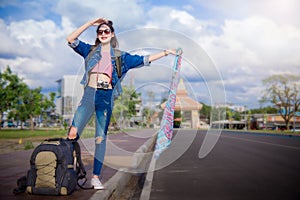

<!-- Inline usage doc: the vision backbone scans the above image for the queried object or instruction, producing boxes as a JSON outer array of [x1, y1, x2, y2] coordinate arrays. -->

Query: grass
[[0, 128, 128, 153], [0, 129, 67, 139], [0, 127, 125, 140]]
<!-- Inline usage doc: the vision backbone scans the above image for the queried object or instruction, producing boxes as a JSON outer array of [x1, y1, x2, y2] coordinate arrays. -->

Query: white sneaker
[[91, 177, 104, 190]]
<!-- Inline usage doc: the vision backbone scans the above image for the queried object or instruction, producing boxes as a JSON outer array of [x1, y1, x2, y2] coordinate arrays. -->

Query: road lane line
[[222, 135, 300, 150]]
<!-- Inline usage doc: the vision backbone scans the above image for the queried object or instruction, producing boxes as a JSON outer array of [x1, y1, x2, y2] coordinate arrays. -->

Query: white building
[[56, 75, 83, 124], [215, 103, 246, 113]]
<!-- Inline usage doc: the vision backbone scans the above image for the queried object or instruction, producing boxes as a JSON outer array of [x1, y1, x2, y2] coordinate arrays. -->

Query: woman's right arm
[[66, 18, 108, 43]]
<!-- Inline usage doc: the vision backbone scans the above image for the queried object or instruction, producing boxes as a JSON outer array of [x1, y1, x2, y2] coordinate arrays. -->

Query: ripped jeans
[[71, 86, 113, 176]]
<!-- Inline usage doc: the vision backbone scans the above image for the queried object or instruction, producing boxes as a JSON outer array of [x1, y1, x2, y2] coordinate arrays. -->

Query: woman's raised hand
[[90, 18, 108, 26]]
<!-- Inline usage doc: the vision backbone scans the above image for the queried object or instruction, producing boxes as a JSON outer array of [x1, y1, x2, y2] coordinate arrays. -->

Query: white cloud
[[9, 19, 60, 47], [202, 16, 300, 75], [1, 1, 300, 108], [0, 20, 15, 54], [196, 15, 300, 106], [143, 6, 204, 33], [0, 0, 148, 90], [0, 18, 80, 88], [54, 0, 146, 30], [193, 0, 300, 26], [141, 5, 300, 106]]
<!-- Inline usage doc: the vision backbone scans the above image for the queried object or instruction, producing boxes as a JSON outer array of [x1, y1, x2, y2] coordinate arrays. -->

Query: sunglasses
[[97, 29, 111, 35]]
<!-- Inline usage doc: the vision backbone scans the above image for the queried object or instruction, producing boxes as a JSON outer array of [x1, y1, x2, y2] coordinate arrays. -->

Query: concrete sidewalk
[[0, 129, 156, 200]]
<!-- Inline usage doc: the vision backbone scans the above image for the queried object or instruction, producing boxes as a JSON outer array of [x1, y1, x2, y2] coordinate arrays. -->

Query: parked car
[[1, 121, 17, 128]]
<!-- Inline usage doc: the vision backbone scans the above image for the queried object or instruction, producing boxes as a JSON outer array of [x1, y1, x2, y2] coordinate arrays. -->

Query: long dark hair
[[94, 20, 119, 48]]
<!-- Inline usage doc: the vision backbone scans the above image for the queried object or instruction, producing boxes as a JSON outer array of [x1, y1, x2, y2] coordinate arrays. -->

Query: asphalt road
[[149, 130, 300, 200]]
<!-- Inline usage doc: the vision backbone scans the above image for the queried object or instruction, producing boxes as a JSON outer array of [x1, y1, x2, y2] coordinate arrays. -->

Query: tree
[[233, 111, 241, 121], [142, 107, 155, 127], [1, 66, 57, 130], [40, 92, 57, 126], [128, 88, 140, 117], [173, 110, 182, 128], [249, 106, 278, 114], [0, 66, 24, 129], [11, 86, 44, 130], [261, 74, 300, 130], [226, 108, 233, 121], [199, 103, 211, 122], [113, 85, 141, 128], [210, 106, 226, 128], [140, 90, 158, 127], [19, 88, 56, 130]]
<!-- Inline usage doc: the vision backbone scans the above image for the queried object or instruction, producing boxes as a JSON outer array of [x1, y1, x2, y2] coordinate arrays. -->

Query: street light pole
[[293, 93, 296, 133]]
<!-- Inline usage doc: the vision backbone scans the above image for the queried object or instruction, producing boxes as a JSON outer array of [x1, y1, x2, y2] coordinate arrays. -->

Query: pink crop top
[[91, 51, 112, 78]]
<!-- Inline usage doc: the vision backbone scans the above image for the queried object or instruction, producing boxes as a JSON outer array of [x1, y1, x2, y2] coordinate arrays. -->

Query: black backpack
[[13, 138, 91, 195]]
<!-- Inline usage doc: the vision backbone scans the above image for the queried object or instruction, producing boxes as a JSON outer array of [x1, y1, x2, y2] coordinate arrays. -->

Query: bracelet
[[164, 50, 167, 56]]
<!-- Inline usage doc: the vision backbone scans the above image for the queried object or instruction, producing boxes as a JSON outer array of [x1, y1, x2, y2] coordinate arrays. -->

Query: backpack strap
[[113, 48, 122, 78], [72, 141, 86, 176], [72, 141, 93, 190], [13, 176, 27, 195]]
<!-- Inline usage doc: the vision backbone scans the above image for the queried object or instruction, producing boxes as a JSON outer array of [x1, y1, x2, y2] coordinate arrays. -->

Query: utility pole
[[293, 93, 296, 133]]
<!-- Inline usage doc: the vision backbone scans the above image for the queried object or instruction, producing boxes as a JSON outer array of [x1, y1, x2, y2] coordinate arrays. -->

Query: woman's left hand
[[165, 48, 182, 56], [149, 48, 182, 62]]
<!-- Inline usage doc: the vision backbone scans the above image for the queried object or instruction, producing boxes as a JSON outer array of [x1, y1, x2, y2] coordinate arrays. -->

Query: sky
[[0, 0, 300, 109]]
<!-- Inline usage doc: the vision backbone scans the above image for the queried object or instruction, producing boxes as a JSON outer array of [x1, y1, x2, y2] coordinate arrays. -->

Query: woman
[[66, 17, 176, 189]]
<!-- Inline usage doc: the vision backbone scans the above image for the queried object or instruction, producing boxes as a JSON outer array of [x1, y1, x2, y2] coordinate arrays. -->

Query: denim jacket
[[68, 39, 150, 98]]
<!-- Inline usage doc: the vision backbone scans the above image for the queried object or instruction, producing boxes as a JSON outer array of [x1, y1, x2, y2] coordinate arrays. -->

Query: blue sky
[[1, 0, 300, 108]]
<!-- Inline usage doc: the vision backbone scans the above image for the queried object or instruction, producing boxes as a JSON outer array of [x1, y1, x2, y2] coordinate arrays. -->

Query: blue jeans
[[71, 86, 113, 176]]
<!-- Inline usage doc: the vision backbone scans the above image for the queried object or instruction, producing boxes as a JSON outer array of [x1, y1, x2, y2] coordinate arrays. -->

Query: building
[[56, 75, 83, 124], [161, 79, 203, 129], [211, 120, 246, 129], [250, 113, 300, 130], [215, 103, 246, 113]]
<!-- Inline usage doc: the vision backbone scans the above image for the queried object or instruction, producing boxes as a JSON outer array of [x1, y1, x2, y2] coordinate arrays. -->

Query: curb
[[89, 135, 157, 200], [139, 153, 156, 200]]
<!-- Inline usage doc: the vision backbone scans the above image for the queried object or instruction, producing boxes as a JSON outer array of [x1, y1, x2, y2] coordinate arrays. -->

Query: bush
[[24, 141, 34, 150]]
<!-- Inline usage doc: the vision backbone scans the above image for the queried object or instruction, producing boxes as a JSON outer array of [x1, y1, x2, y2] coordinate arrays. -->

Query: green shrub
[[24, 141, 34, 150]]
